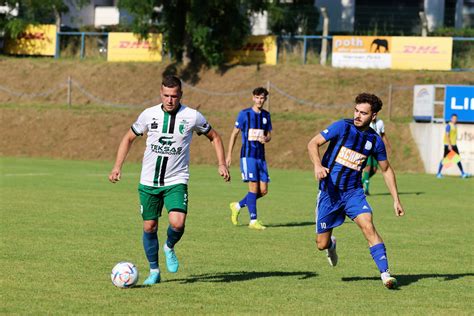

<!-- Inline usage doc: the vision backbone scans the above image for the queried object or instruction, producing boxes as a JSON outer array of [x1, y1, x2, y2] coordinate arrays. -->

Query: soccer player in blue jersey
[[307, 93, 405, 289], [226, 87, 272, 230]]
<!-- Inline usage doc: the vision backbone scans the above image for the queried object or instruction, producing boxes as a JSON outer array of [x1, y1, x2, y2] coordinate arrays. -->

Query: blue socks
[[370, 243, 389, 273], [246, 192, 258, 220], [166, 225, 184, 249], [143, 231, 159, 269]]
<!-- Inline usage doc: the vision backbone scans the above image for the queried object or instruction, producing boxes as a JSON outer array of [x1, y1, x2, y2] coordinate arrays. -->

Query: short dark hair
[[253, 87, 269, 97], [451, 114, 458, 118], [162, 75, 182, 90], [355, 93, 383, 113]]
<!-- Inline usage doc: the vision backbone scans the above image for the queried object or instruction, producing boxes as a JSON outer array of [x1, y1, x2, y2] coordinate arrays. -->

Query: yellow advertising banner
[[107, 33, 162, 62], [4, 24, 57, 56], [332, 36, 392, 69], [226, 36, 277, 65], [391, 37, 452, 70]]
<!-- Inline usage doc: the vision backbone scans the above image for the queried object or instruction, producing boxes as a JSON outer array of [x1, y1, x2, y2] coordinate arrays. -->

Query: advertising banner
[[391, 37, 452, 70], [413, 85, 435, 122], [444, 85, 474, 123], [107, 32, 162, 62], [226, 35, 277, 65], [331, 36, 392, 69], [4, 24, 57, 56]]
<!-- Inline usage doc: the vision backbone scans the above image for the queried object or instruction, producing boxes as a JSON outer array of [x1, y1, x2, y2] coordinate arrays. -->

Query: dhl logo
[[119, 41, 151, 49], [18, 32, 46, 40], [240, 43, 266, 52], [403, 46, 440, 54]]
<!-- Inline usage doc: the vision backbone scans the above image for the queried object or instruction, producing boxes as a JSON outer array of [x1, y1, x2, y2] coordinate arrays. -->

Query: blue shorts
[[240, 157, 270, 183], [315, 188, 372, 234]]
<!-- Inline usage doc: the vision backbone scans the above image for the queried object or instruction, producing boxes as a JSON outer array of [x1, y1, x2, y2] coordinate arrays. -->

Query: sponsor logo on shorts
[[335, 146, 367, 171]]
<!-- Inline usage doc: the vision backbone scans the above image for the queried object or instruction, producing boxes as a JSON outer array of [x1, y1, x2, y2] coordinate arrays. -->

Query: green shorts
[[366, 156, 378, 168], [138, 183, 188, 220]]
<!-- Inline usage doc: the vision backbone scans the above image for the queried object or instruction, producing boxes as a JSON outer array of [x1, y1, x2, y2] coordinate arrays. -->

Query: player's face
[[353, 103, 375, 128], [161, 85, 182, 112], [252, 94, 267, 109], [451, 115, 458, 124]]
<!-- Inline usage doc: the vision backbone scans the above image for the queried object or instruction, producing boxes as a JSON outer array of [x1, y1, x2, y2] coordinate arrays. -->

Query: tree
[[267, 0, 319, 35], [119, 0, 267, 66], [0, 0, 86, 38]]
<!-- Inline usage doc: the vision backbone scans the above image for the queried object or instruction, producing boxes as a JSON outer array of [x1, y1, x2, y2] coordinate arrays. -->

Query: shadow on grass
[[167, 271, 317, 284], [368, 191, 425, 196], [266, 221, 315, 228], [341, 273, 474, 288]]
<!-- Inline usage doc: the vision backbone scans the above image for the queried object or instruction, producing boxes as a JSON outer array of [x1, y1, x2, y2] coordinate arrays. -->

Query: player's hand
[[448, 145, 453, 151], [258, 136, 269, 144], [314, 165, 330, 180], [219, 164, 231, 182], [393, 200, 405, 217], [108, 169, 121, 183]]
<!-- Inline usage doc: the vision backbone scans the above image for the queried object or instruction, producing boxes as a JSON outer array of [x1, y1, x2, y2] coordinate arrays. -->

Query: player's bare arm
[[206, 128, 231, 182], [225, 127, 240, 167], [381, 133, 392, 155], [109, 129, 137, 183], [307, 133, 330, 180], [378, 160, 405, 217]]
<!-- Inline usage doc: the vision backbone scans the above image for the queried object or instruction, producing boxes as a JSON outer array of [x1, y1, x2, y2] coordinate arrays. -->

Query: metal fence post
[[320, 7, 329, 66], [303, 37, 307, 64], [80, 32, 85, 59]]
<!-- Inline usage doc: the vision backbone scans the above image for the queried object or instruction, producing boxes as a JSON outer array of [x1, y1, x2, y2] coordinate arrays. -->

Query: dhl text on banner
[[4, 24, 57, 56], [391, 37, 452, 70], [225, 36, 277, 65], [107, 32, 162, 62]]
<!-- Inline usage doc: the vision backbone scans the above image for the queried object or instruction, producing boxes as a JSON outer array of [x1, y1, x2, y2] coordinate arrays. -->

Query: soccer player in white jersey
[[109, 75, 230, 285], [362, 117, 391, 195]]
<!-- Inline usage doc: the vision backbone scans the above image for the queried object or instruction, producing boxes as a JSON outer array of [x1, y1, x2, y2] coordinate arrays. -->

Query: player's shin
[[143, 231, 159, 270], [166, 225, 184, 249], [246, 192, 258, 221], [369, 243, 389, 273]]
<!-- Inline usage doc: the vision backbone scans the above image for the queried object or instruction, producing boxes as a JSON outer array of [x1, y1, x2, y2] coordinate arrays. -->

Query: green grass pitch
[[1, 157, 473, 314]]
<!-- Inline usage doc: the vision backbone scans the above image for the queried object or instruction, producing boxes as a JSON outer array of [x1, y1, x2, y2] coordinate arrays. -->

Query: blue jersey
[[319, 119, 387, 191], [235, 107, 272, 160]]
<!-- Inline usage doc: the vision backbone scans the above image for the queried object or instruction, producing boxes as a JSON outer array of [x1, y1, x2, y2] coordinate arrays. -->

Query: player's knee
[[316, 237, 330, 251], [143, 221, 158, 233]]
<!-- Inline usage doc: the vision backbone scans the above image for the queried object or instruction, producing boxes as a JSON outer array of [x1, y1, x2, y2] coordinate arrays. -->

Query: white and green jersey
[[370, 119, 385, 136], [131, 103, 211, 187]]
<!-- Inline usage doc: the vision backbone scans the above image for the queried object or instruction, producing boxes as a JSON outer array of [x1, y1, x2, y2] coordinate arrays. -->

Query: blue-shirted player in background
[[226, 87, 272, 230], [307, 93, 405, 289]]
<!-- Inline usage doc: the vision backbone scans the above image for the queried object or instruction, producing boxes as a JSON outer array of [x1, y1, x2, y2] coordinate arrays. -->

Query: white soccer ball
[[111, 262, 139, 288]]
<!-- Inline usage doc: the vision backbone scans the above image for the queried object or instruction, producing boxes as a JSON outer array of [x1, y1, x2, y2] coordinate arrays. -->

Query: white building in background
[[58, 0, 473, 33], [61, 0, 131, 29]]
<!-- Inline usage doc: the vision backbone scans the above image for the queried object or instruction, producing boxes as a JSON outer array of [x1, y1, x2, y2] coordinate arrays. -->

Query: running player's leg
[[353, 213, 396, 288], [346, 189, 396, 288], [315, 191, 344, 266], [163, 184, 188, 273], [138, 184, 163, 285], [247, 181, 266, 229]]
